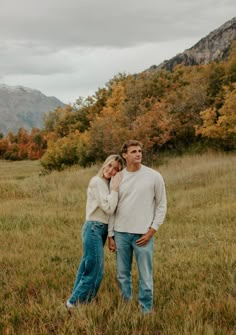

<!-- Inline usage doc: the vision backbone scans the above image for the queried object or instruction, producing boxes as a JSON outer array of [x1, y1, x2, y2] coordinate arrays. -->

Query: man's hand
[[108, 236, 116, 252], [136, 228, 156, 247]]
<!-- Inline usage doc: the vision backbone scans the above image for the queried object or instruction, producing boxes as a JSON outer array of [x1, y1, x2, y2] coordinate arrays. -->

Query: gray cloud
[[1, 0, 235, 47], [0, 0, 235, 103], [0, 42, 75, 76]]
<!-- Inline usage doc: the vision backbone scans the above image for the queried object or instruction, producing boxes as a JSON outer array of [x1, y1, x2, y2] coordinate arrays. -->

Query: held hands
[[108, 237, 116, 252], [111, 172, 122, 192], [136, 228, 156, 247]]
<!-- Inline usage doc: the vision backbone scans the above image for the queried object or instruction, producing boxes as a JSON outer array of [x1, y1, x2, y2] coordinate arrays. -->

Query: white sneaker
[[66, 300, 75, 309]]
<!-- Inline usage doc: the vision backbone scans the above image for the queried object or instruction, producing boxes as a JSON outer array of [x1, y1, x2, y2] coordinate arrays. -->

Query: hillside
[[0, 18, 235, 165], [1, 18, 235, 136], [0, 84, 65, 134], [147, 17, 236, 72]]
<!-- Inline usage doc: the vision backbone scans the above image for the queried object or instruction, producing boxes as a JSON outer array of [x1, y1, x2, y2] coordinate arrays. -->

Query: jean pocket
[[93, 222, 105, 229]]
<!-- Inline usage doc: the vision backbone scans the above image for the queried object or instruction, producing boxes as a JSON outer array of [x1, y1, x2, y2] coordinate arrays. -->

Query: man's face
[[123, 145, 142, 165]]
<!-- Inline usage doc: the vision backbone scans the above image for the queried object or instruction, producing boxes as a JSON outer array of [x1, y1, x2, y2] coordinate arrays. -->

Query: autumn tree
[[27, 128, 47, 159], [43, 105, 77, 138], [206, 63, 225, 107], [196, 84, 236, 149], [224, 41, 236, 84], [131, 99, 173, 156], [39, 44, 236, 170], [87, 81, 131, 160], [0, 138, 9, 157], [166, 65, 209, 148], [121, 71, 172, 123], [40, 130, 92, 170]]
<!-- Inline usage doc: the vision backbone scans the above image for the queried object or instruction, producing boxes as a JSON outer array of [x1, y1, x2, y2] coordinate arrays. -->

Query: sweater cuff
[[110, 190, 118, 195]]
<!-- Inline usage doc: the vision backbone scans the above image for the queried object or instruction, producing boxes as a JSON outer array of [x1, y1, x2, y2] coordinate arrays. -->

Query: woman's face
[[103, 160, 121, 180]]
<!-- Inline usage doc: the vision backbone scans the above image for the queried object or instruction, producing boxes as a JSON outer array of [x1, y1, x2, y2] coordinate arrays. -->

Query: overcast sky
[[0, 0, 235, 104]]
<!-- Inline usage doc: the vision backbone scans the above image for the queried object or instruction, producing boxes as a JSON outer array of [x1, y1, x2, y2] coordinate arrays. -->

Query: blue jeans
[[68, 221, 108, 304], [114, 231, 154, 313]]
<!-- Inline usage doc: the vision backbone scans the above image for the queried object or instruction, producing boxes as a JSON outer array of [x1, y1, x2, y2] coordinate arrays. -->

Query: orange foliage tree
[[0, 128, 46, 160], [0, 138, 9, 157], [131, 99, 173, 155]]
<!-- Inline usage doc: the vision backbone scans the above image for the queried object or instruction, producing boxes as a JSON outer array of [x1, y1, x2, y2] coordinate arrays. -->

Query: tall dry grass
[[0, 152, 235, 335]]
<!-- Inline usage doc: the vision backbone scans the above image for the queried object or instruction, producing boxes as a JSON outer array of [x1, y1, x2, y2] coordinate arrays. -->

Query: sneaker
[[66, 300, 75, 309]]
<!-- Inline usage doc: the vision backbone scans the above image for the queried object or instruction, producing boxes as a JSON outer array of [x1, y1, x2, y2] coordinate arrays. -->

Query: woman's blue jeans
[[68, 221, 108, 304], [114, 231, 154, 313]]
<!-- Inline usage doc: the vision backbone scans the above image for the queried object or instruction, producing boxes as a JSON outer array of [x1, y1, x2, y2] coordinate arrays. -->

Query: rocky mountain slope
[[147, 17, 236, 72], [0, 84, 65, 134]]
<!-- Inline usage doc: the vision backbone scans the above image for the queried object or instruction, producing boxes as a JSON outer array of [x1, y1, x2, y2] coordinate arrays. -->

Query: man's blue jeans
[[68, 221, 108, 304], [114, 231, 154, 313]]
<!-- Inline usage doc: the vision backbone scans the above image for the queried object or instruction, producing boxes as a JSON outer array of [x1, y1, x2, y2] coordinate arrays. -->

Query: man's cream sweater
[[108, 165, 167, 236]]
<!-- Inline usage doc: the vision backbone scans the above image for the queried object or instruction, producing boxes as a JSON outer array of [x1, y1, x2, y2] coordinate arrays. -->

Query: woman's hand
[[108, 237, 117, 252], [111, 172, 122, 192]]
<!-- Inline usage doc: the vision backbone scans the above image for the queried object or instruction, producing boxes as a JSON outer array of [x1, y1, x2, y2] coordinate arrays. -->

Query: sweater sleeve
[[89, 177, 119, 215], [108, 214, 115, 237], [151, 173, 167, 231]]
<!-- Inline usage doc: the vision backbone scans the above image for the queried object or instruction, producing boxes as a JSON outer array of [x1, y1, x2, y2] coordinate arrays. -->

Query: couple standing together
[[66, 140, 167, 314]]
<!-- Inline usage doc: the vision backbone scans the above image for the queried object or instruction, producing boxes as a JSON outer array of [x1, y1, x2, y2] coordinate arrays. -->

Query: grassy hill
[[0, 152, 235, 334]]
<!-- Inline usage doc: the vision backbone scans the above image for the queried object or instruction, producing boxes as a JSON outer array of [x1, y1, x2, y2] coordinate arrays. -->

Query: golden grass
[[0, 152, 235, 335]]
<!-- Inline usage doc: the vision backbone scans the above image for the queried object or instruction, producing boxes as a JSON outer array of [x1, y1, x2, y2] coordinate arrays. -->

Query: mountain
[[0, 84, 65, 134], [147, 17, 236, 72]]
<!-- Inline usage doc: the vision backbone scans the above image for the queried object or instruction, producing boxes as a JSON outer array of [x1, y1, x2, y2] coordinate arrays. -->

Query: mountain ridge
[[146, 17, 236, 72], [0, 84, 65, 135]]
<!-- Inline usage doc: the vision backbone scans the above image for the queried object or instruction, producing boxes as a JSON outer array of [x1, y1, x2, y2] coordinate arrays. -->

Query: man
[[108, 140, 167, 313]]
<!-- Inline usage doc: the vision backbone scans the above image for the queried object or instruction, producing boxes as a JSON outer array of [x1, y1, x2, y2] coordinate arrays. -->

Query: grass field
[[0, 152, 235, 335]]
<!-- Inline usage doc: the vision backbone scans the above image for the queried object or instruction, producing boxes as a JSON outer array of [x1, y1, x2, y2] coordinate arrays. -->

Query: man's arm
[[136, 172, 167, 246], [151, 173, 167, 230]]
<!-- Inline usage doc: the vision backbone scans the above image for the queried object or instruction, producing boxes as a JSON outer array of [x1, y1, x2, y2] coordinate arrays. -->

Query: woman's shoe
[[65, 300, 76, 309]]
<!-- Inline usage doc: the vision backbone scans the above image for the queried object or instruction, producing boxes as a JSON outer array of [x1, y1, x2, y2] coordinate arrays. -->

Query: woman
[[66, 154, 123, 308]]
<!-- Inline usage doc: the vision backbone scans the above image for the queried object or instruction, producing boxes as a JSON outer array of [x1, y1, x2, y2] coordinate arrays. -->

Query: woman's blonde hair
[[97, 154, 124, 178]]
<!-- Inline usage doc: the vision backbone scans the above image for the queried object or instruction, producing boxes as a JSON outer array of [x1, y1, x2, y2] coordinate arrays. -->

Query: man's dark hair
[[121, 140, 143, 154]]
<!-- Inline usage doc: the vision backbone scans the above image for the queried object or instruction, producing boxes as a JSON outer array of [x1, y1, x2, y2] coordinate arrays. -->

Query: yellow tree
[[196, 84, 236, 149], [43, 105, 75, 138], [88, 81, 131, 159], [40, 131, 82, 170]]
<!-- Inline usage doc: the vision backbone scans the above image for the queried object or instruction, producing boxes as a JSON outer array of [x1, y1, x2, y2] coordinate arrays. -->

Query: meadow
[[0, 152, 235, 335]]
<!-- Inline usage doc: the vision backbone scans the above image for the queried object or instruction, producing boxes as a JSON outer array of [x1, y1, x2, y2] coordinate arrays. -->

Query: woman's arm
[[90, 173, 122, 215]]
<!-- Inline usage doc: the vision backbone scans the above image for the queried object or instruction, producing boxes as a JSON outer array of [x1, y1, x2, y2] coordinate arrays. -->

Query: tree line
[[0, 128, 47, 161], [0, 43, 235, 169]]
